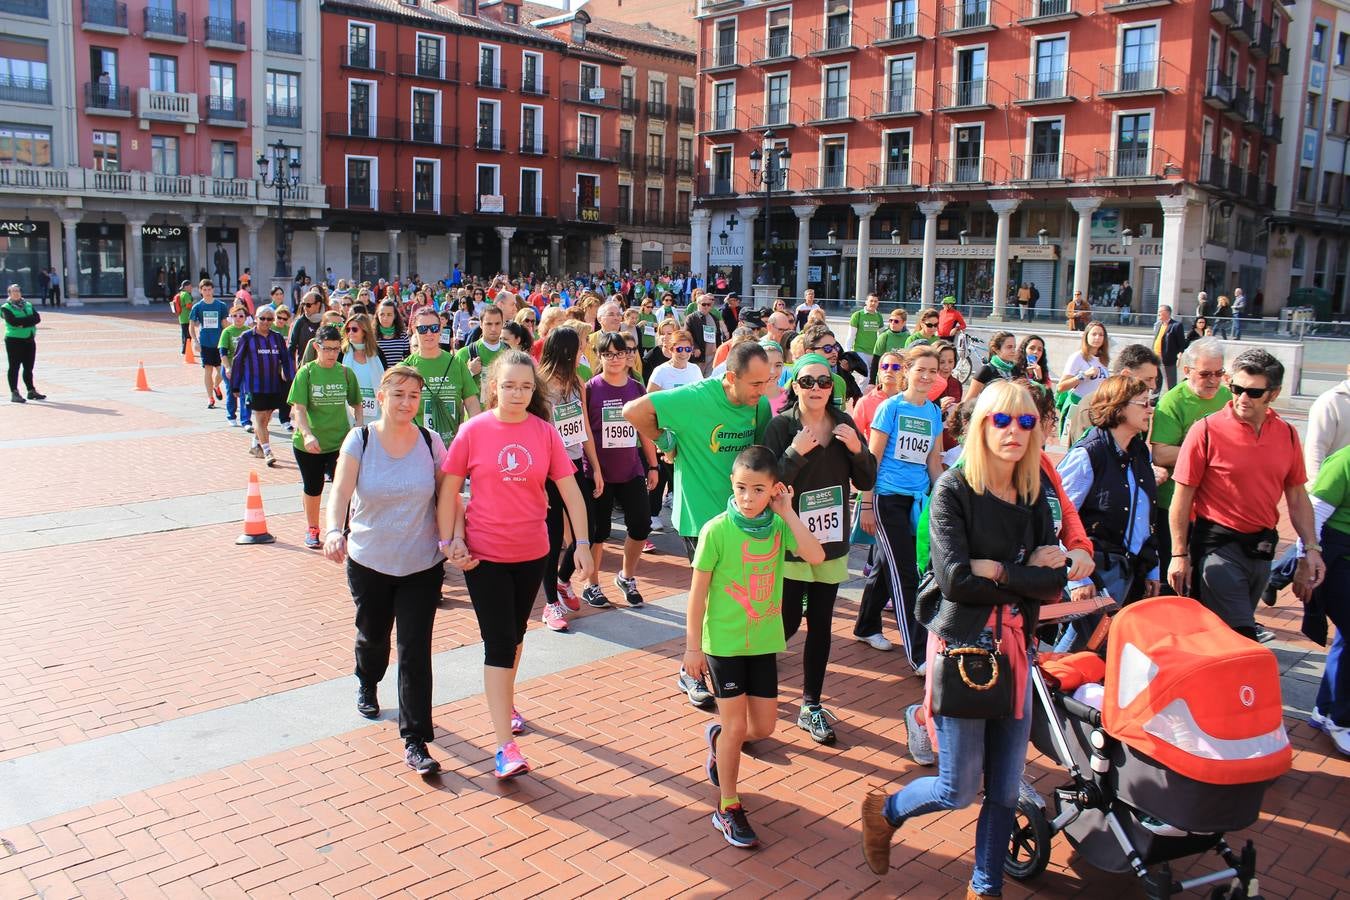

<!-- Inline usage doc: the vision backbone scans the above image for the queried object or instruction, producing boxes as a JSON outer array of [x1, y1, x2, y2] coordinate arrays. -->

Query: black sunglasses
[[415, 323, 442, 334], [1230, 384, 1272, 399], [796, 374, 834, 390], [811, 343, 840, 355]]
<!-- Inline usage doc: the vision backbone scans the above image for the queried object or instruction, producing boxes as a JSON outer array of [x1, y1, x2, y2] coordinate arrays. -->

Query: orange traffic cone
[[184, 340, 196, 365], [235, 471, 276, 545], [134, 361, 151, 392]]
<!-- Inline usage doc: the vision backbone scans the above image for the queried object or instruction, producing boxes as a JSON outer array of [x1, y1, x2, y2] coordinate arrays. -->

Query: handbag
[[931, 605, 1013, 720]]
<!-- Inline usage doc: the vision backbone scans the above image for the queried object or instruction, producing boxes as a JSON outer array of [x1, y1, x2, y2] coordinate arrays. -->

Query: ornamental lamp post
[[747, 130, 791, 285], [257, 139, 301, 279]]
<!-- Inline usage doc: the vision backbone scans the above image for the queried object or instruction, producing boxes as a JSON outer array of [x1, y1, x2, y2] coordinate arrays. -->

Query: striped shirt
[[231, 329, 295, 395], [376, 333, 410, 369]]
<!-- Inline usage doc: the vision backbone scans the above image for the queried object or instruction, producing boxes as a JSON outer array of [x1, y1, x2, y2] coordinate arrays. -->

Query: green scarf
[[726, 495, 776, 539], [379, 325, 395, 337], [990, 354, 1016, 376]]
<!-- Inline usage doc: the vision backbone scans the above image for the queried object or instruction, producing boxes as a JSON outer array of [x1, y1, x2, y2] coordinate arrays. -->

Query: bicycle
[[950, 331, 988, 384]]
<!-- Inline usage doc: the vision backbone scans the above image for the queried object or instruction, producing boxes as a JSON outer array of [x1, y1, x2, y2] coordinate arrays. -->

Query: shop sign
[[1302, 130, 1320, 167], [809, 248, 839, 257], [842, 243, 1060, 260], [708, 209, 747, 265], [479, 194, 504, 214], [1088, 241, 1162, 258], [1091, 208, 1122, 238], [0, 220, 43, 236], [142, 225, 184, 239], [642, 240, 663, 251], [578, 206, 600, 222], [808, 265, 822, 281]]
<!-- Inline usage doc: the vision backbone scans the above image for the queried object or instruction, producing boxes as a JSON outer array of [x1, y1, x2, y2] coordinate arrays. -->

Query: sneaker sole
[[710, 812, 757, 848], [357, 707, 379, 719], [495, 762, 530, 779], [705, 722, 721, 787], [798, 720, 837, 745], [408, 760, 442, 776]]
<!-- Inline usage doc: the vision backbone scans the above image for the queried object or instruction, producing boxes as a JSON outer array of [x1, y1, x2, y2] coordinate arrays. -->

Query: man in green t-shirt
[[1150, 337, 1231, 574], [171, 280, 194, 354], [848, 293, 884, 368], [1295, 443, 1349, 752], [218, 308, 250, 426], [455, 304, 506, 394], [401, 346, 480, 446]]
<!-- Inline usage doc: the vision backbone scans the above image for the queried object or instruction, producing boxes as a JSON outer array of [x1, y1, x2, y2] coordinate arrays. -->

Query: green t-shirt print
[[850, 310, 884, 355], [693, 513, 797, 656], [287, 362, 362, 452], [402, 351, 479, 445]]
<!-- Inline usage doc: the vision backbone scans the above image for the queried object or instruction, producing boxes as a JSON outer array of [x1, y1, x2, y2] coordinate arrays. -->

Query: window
[[882, 130, 911, 184], [1200, 118, 1214, 179], [958, 0, 989, 29], [712, 146, 733, 193], [679, 137, 693, 162], [461, 0, 477, 15], [578, 113, 599, 155], [504, 3, 518, 22], [713, 82, 734, 129], [90, 46, 118, 88], [210, 140, 236, 179], [265, 70, 299, 126], [0, 124, 53, 165], [956, 47, 986, 106], [91, 130, 118, 171], [679, 84, 695, 112], [1120, 24, 1158, 91], [823, 65, 848, 118], [476, 165, 499, 208], [349, 81, 373, 136], [412, 89, 437, 142], [0, 37, 51, 105], [521, 105, 542, 153], [1115, 112, 1152, 176], [766, 73, 789, 124], [768, 8, 792, 57], [520, 168, 540, 214], [677, 190, 691, 219], [148, 54, 177, 93], [619, 127, 633, 163], [1307, 93, 1320, 125], [954, 125, 982, 181], [150, 135, 179, 175], [888, 0, 916, 40], [1033, 37, 1067, 99], [348, 22, 373, 68], [886, 56, 914, 112], [1338, 32, 1349, 67], [618, 183, 631, 215], [1313, 24, 1327, 63], [715, 20, 737, 66], [1321, 171, 1337, 206], [580, 62, 599, 92], [416, 34, 443, 78], [479, 45, 498, 86], [1029, 119, 1062, 178], [522, 52, 541, 93], [647, 187, 662, 218], [648, 77, 666, 113], [1332, 99, 1344, 133], [413, 159, 438, 212], [266, 0, 300, 53], [347, 157, 373, 207], [571, 18, 586, 43], [824, 0, 850, 50], [577, 174, 600, 219], [478, 100, 499, 148], [209, 62, 236, 104], [647, 132, 664, 166], [820, 137, 846, 187], [1298, 166, 1312, 202]]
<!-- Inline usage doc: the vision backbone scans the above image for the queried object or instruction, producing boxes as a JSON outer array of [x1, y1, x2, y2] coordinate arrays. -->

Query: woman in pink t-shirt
[[438, 350, 593, 780]]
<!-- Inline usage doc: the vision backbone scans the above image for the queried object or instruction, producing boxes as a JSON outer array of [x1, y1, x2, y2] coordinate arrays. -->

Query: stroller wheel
[[1005, 794, 1052, 881]]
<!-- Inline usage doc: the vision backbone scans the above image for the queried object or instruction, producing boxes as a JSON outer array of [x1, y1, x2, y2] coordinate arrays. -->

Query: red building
[[319, 0, 625, 279], [693, 0, 1289, 316]]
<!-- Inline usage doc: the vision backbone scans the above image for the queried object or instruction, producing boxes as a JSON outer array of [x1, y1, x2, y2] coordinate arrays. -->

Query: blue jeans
[[1315, 532, 1350, 726], [883, 663, 1034, 896], [225, 373, 251, 422], [1054, 551, 1137, 652]]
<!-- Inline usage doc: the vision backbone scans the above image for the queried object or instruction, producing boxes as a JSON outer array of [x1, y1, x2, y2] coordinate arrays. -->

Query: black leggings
[[856, 493, 925, 671], [782, 579, 842, 705], [648, 459, 673, 516], [5, 337, 36, 392], [293, 447, 339, 496], [464, 556, 548, 667], [543, 460, 593, 604], [593, 475, 652, 543]]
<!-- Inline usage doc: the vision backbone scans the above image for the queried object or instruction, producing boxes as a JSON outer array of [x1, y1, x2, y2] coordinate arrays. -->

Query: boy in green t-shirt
[[171, 280, 194, 353], [685, 446, 824, 849], [218, 308, 250, 425]]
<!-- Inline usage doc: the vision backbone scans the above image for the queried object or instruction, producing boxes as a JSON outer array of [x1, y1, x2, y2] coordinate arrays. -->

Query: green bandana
[[379, 325, 395, 337], [792, 352, 833, 376], [726, 495, 776, 539], [990, 354, 1016, 376]]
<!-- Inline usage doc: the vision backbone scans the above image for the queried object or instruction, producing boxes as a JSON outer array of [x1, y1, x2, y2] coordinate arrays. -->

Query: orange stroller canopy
[[1103, 596, 1292, 785]]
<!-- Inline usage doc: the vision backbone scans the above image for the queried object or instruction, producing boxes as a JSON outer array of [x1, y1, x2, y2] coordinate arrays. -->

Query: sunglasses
[[345, 327, 362, 334], [888, 319, 905, 325], [1230, 384, 1272, 399], [879, 362, 904, 371], [990, 412, 1038, 431], [674, 345, 693, 353], [922, 321, 938, 328], [812, 344, 840, 355], [1129, 396, 1159, 408], [318, 344, 342, 352], [415, 323, 442, 334], [796, 374, 834, 390], [257, 316, 275, 322], [1193, 369, 1225, 379], [276, 314, 290, 320]]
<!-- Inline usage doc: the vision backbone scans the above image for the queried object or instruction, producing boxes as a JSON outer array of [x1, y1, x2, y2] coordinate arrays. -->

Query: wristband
[[575, 539, 591, 546], [654, 427, 678, 454], [647, 465, 658, 471]]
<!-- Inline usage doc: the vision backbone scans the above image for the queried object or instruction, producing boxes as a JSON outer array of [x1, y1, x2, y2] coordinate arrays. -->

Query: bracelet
[[575, 539, 591, 546], [647, 465, 658, 471], [1171, 548, 1188, 557]]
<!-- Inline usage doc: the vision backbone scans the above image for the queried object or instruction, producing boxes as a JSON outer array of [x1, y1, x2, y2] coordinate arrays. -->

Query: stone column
[[350, 229, 361, 281], [738, 204, 759, 298], [448, 233, 462, 273], [245, 219, 261, 288], [604, 234, 622, 272], [495, 226, 515, 274], [1157, 196, 1192, 316], [60, 215, 82, 306], [549, 234, 563, 274], [1069, 196, 1103, 303], [313, 225, 328, 280], [127, 218, 147, 305], [918, 200, 946, 306], [387, 229, 401, 280], [187, 222, 205, 290], [792, 204, 814, 299], [852, 202, 879, 304], [690, 208, 711, 282], [988, 199, 1020, 320]]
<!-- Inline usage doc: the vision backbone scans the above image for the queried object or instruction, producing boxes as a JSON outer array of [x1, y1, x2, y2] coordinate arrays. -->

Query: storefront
[[142, 224, 189, 302], [0, 219, 52, 298], [75, 222, 127, 298], [843, 242, 1060, 310], [207, 227, 240, 292], [1067, 238, 1164, 313]]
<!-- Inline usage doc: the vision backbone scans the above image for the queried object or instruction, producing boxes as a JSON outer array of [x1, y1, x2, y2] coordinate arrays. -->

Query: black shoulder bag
[[931, 605, 1013, 719]]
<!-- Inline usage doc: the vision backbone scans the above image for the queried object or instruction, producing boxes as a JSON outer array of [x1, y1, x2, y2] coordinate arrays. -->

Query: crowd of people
[[5, 265, 1347, 897]]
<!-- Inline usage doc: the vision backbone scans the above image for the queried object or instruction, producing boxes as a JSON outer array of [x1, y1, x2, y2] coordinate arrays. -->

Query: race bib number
[[202, 311, 219, 330], [1046, 494, 1063, 538], [799, 486, 844, 544], [553, 400, 586, 448], [361, 393, 377, 419], [643, 323, 656, 337], [703, 325, 716, 345], [892, 414, 934, 465], [601, 406, 637, 449]]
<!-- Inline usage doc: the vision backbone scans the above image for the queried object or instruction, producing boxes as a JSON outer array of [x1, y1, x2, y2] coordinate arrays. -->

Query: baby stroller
[[1005, 596, 1291, 899]]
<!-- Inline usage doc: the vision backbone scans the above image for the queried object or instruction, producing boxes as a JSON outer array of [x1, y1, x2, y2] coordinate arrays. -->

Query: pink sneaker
[[542, 602, 568, 632], [510, 708, 525, 735], [642, 539, 657, 553], [557, 580, 581, 612], [494, 741, 530, 779]]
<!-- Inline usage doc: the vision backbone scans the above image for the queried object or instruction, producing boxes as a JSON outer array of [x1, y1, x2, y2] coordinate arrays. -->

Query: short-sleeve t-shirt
[[648, 361, 703, 392], [849, 309, 884, 355], [1310, 444, 1350, 538], [455, 339, 506, 394], [218, 324, 247, 361], [287, 361, 361, 452], [441, 412, 575, 563], [586, 374, 647, 484], [874, 328, 910, 357], [1063, 352, 1110, 399], [648, 378, 771, 537], [1152, 381, 1233, 506], [401, 350, 479, 445], [693, 512, 798, 656], [189, 299, 230, 349], [903, 331, 938, 348], [872, 395, 942, 496], [174, 290, 194, 324]]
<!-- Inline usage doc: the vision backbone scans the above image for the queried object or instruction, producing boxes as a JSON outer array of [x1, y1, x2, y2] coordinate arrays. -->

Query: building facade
[[572, 0, 699, 41], [692, 0, 1289, 319]]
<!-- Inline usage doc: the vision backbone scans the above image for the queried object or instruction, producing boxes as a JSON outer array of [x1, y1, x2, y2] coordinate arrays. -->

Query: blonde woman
[[343, 313, 385, 424]]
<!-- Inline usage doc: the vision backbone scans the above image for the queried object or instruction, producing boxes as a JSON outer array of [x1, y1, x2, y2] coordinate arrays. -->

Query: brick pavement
[[1, 308, 1346, 898]]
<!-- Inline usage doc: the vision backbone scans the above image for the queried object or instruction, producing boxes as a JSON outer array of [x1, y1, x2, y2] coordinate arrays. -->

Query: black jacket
[[289, 314, 320, 368], [684, 311, 716, 362], [918, 467, 1066, 643], [1153, 318, 1186, 366]]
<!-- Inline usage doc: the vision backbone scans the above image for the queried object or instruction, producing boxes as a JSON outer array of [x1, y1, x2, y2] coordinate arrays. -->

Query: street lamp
[[958, 229, 970, 246], [890, 228, 902, 245], [827, 226, 837, 246], [1037, 228, 1049, 246], [257, 138, 301, 279], [747, 129, 791, 284], [1121, 227, 1134, 248]]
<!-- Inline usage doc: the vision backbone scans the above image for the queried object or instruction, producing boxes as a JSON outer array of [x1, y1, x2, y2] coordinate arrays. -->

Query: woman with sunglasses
[[1053, 374, 1160, 650], [856, 345, 944, 664], [647, 328, 703, 392], [966, 331, 1018, 403], [764, 353, 877, 745], [402, 307, 481, 447], [861, 381, 1068, 898], [514, 306, 538, 339], [272, 306, 292, 338], [637, 298, 659, 354], [871, 310, 911, 366], [289, 325, 364, 548], [342, 314, 385, 426], [1011, 334, 1052, 392]]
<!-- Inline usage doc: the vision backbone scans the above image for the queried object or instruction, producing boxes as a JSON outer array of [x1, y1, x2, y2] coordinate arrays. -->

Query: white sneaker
[[650, 516, 664, 533], [1310, 708, 1330, 731], [1330, 722, 1350, 757], [856, 633, 894, 651], [915, 662, 927, 677]]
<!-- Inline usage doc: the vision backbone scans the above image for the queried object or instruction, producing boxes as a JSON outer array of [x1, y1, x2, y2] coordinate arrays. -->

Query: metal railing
[[1101, 61, 1159, 94], [812, 25, 854, 52], [266, 102, 301, 128], [754, 31, 799, 60], [677, 105, 696, 124], [340, 44, 385, 71], [869, 160, 916, 187], [1015, 69, 1074, 102], [397, 54, 458, 82], [1012, 152, 1065, 180], [323, 112, 396, 140], [562, 140, 616, 162], [809, 95, 850, 120], [82, 0, 125, 27], [1200, 153, 1227, 189], [1204, 69, 1235, 106], [519, 132, 548, 155], [1209, 0, 1238, 24], [478, 67, 508, 89], [84, 81, 130, 112], [700, 108, 743, 132], [1022, 0, 1070, 17], [870, 83, 919, 115], [873, 11, 921, 41], [939, 79, 989, 108], [0, 74, 51, 105], [647, 99, 670, 119], [267, 28, 300, 54], [806, 164, 852, 189], [701, 44, 742, 69], [520, 73, 548, 95], [475, 128, 506, 151], [204, 95, 245, 123], [1097, 146, 1154, 178], [564, 81, 615, 107], [943, 0, 991, 30], [1265, 113, 1283, 142], [676, 158, 696, 176], [143, 7, 186, 37], [203, 16, 244, 45], [1249, 21, 1271, 58]]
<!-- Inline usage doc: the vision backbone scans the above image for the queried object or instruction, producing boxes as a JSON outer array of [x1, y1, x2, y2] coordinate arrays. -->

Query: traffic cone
[[134, 361, 151, 392], [184, 340, 196, 365], [235, 471, 276, 545]]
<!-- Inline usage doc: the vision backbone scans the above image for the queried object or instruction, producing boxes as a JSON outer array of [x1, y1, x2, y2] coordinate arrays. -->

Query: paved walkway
[[0, 309, 1346, 899]]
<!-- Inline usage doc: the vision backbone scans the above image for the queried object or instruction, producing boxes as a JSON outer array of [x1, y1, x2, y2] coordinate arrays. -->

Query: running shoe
[[1256, 626, 1277, 644], [305, 526, 321, 549], [614, 574, 644, 608], [510, 708, 525, 735], [542, 601, 568, 632], [797, 704, 838, 745], [26, 390, 45, 401], [11, 392, 25, 403], [649, 516, 664, 533], [244, 423, 255, 433], [582, 585, 610, 608], [226, 417, 237, 426], [207, 400, 216, 409], [711, 804, 758, 849], [642, 539, 657, 553], [704, 721, 721, 786], [495, 741, 530, 779], [248, 444, 264, 458], [405, 741, 441, 775], [214, 385, 224, 401], [856, 633, 894, 651], [1310, 707, 1330, 731], [1329, 722, 1350, 756], [356, 682, 378, 718], [556, 580, 581, 612], [264, 449, 277, 467], [677, 667, 716, 710], [905, 703, 935, 766]]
